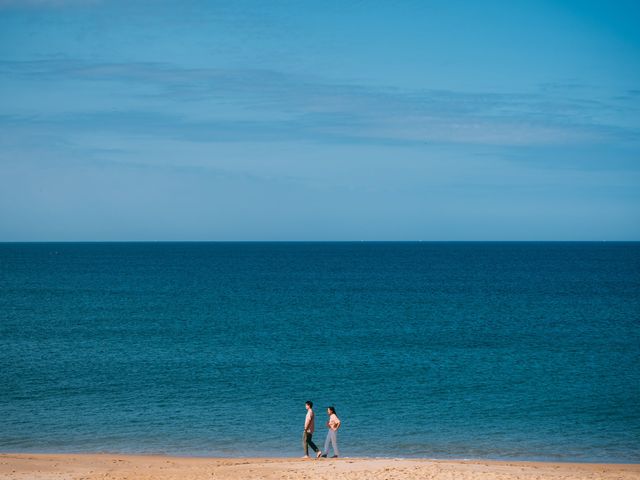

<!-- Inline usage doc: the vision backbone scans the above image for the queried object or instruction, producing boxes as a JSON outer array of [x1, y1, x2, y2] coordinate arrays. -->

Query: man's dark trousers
[[302, 431, 319, 456]]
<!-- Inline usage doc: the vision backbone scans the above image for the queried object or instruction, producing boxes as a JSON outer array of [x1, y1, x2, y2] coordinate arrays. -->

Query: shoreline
[[2, 453, 639, 480], [2, 451, 638, 464]]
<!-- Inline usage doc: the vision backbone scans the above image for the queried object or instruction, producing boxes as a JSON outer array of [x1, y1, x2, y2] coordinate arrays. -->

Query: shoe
[[331, 455, 339, 458], [316, 451, 322, 458], [320, 454, 327, 458], [302, 455, 310, 459]]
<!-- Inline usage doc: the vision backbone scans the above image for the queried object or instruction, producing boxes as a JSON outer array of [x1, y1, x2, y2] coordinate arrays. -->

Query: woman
[[321, 406, 341, 458]]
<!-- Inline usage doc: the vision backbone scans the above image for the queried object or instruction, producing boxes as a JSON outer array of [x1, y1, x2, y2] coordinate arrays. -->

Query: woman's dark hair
[[328, 406, 336, 415], [305, 400, 313, 408]]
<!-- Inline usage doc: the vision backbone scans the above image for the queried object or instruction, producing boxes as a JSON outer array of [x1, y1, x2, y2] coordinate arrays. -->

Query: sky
[[0, 0, 639, 241]]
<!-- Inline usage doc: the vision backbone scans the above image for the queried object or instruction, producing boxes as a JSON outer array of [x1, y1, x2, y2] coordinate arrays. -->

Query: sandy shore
[[1, 454, 639, 480]]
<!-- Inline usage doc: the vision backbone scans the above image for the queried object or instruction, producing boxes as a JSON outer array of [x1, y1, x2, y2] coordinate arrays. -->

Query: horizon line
[[0, 240, 637, 244]]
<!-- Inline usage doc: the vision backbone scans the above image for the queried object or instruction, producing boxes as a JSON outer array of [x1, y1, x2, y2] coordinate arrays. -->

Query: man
[[302, 400, 322, 458]]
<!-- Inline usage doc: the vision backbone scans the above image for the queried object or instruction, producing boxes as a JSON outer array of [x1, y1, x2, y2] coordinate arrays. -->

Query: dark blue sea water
[[1, 242, 639, 462]]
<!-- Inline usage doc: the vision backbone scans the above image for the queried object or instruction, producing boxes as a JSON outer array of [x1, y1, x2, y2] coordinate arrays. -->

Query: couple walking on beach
[[303, 401, 341, 459]]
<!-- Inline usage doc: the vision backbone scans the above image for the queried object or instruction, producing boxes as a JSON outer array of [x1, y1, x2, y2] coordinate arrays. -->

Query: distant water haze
[[1, 242, 639, 461]]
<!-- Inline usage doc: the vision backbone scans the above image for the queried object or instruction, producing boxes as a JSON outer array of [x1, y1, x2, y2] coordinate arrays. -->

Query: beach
[[1, 454, 639, 480], [3, 0, 640, 473]]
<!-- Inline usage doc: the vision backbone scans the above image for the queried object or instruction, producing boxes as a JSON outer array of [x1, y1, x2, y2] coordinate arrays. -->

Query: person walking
[[321, 406, 341, 458], [302, 401, 322, 458]]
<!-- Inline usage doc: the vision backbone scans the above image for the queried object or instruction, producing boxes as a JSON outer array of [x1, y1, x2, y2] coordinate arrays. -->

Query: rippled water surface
[[1, 242, 639, 461]]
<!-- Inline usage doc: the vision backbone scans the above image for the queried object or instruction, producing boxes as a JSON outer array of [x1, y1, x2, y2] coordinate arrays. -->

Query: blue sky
[[0, 0, 638, 240]]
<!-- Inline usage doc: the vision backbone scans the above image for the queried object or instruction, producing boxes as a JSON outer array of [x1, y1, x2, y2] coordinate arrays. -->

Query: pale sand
[[1, 454, 639, 480]]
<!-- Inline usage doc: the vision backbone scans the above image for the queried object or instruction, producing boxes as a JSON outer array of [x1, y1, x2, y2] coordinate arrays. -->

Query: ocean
[[1, 242, 639, 462]]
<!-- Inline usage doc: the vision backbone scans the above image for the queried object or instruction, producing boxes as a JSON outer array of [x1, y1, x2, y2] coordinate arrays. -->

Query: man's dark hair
[[305, 400, 313, 408]]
